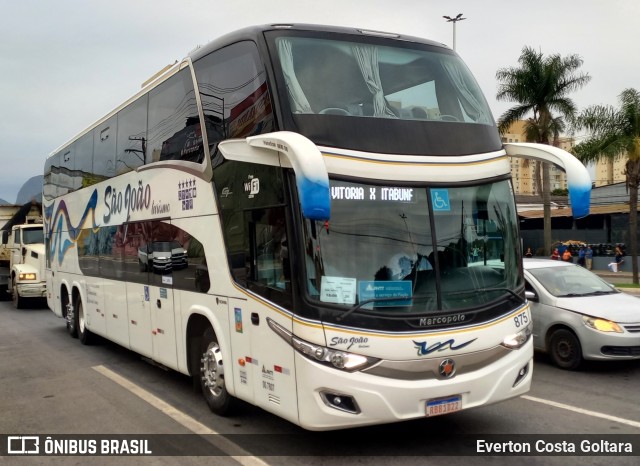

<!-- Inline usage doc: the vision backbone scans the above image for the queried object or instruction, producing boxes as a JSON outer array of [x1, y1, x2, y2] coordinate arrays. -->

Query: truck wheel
[[12, 279, 24, 309], [200, 327, 235, 415], [0, 285, 9, 301], [76, 296, 93, 345], [64, 292, 78, 338]]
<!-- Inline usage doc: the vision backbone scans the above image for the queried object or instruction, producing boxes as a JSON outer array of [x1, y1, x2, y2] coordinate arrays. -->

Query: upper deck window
[[275, 36, 493, 124]]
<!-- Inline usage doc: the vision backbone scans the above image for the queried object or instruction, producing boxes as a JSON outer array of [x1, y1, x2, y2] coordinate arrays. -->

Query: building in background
[[501, 121, 569, 195]]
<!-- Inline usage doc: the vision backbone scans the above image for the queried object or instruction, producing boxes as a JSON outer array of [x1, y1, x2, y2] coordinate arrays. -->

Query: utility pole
[[443, 13, 466, 51]]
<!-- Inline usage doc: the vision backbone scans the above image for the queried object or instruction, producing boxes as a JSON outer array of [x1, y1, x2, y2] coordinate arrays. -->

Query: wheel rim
[[78, 301, 85, 334], [201, 342, 225, 397], [556, 340, 574, 360], [65, 299, 74, 328]]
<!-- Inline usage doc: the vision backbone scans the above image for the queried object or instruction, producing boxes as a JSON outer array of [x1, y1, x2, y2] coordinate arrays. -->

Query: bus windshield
[[274, 35, 493, 125], [302, 179, 522, 316]]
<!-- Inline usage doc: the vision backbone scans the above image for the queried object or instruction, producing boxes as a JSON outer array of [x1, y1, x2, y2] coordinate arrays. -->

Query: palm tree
[[496, 46, 590, 255], [572, 88, 640, 284]]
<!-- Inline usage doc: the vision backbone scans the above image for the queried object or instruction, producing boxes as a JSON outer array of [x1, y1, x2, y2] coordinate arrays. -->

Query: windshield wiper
[[559, 290, 616, 297], [336, 287, 523, 323], [336, 296, 412, 322], [443, 287, 525, 304]]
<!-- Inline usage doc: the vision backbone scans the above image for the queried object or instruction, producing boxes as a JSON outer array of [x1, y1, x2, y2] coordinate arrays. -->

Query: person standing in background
[[585, 245, 593, 270]]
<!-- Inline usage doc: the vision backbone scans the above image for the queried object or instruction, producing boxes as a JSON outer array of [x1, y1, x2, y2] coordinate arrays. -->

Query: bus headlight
[[267, 317, 380, 372], [18, 272, 37, 281], [501, 322, 532, 349], [583, 316, 623, 333]]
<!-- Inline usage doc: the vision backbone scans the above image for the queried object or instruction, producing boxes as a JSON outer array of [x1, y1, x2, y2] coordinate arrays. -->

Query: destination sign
[[331, 185, 416, 203]]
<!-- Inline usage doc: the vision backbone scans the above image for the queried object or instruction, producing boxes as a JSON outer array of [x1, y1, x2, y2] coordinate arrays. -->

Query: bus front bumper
[[295, 339, 533, 430]]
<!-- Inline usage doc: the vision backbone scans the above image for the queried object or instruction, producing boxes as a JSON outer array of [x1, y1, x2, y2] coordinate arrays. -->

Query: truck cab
[[0, 224, 46, 308]]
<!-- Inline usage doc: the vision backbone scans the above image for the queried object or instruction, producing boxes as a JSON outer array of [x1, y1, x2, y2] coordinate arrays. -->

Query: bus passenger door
[[244, 207, 298, 422]]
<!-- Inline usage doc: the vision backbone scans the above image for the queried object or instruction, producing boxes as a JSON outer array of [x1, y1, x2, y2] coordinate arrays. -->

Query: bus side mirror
[[1, 230, 8, 245], [219, 132, 331, 220], [504, 143, 591, 219], [525, 290, 538, 302]]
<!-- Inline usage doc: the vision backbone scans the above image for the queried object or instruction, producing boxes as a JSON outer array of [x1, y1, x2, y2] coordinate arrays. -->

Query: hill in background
[[16, 176, 44, 204], [0, 175, 43, 205]]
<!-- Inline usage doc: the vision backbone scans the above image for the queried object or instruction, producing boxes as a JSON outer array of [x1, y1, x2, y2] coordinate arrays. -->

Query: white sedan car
[[523, 258, 640, 370]]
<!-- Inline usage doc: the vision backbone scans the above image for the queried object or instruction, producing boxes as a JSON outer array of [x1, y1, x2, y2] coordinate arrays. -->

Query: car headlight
[[18, 272, 37, 280], [501, 322, 533, 349], [267, 317, 380, 372], [583, 316, 623, 333]]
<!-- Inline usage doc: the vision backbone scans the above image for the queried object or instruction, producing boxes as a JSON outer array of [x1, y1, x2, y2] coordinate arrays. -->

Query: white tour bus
[[43, 24, 591, 430]]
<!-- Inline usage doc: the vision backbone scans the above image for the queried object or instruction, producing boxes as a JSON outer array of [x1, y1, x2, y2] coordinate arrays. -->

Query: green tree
[[573, 88, 640, 284], [496, 46, 590, 255]]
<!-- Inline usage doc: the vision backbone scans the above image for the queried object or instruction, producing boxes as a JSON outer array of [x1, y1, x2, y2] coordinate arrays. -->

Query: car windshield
[[527, 264, 618, 297], [154, 241, 181, 252], [302, 179, 522, 315], [23, 228, 44, 244]]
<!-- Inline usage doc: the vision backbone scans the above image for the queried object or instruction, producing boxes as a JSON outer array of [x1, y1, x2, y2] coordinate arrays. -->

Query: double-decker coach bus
[[43, 24, 591, 430]]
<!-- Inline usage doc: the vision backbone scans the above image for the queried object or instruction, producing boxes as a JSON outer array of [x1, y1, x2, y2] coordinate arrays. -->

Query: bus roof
[[190, 23, 449, 62]]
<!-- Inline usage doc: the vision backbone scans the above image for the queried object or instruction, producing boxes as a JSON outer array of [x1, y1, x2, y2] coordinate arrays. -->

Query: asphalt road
[[1, 299, 639, 465]]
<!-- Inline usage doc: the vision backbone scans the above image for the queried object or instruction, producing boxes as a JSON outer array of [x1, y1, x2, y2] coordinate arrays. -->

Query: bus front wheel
[[200, 327, 235, 415]]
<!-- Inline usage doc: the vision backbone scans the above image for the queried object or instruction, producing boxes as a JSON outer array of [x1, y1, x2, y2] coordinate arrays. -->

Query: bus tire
[[549, 329, 582, 370], [200, 327, 235, 415], [76, 296, 94, 345], [64, 292, 78, 338]]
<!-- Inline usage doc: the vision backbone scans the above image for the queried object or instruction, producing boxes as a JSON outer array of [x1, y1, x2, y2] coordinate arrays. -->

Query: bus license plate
[[425, 395, 462, 417]]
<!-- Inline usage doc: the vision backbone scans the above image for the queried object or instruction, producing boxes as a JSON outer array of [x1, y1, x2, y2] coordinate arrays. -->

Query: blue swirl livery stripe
[[47, 189, 100, 265]]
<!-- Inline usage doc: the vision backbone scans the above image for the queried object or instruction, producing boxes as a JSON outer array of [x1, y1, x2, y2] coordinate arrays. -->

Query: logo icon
[[7, 436, 40, 455], [413, 338, 476, 356], [438, 359, 456, 378]]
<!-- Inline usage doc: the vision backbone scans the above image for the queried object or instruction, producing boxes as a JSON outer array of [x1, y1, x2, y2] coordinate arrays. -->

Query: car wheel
[[200, 327, 235, 415], [549, 329, 582, 370]]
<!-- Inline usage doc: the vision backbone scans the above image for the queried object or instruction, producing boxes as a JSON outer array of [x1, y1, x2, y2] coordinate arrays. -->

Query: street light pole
[[443, 13, 466, 51]]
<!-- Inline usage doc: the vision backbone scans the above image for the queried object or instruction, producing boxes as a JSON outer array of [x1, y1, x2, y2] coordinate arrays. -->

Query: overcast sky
[[1, 0, 638, 203]]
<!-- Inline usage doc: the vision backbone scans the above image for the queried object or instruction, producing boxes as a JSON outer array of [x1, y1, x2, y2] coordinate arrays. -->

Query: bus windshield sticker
[[320, 276, 357, 304], [430, 189, 451, 211], [358, 281, 412, 307]]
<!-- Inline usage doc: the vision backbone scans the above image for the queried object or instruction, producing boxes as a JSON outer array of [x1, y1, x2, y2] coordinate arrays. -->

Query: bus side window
[[116, 94, 148, 174], [148, 68, 202, 164]]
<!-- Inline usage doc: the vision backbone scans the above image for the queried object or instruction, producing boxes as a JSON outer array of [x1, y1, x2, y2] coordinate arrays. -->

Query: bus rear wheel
[[63, 292, 78, 338], [200, 327, 235, 415], [76, 296, 94, 345]]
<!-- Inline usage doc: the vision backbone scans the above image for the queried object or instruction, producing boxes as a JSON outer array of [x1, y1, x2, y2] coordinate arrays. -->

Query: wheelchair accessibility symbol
[[431, 189, 450, 211]]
